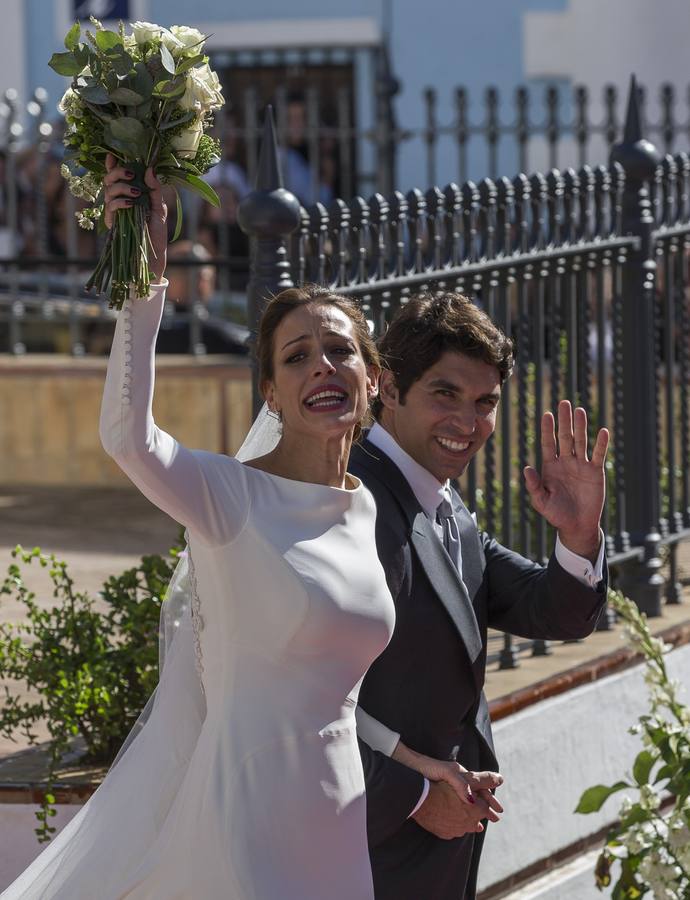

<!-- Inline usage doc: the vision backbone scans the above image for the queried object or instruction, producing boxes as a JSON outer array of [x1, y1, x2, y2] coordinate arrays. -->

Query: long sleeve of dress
[[355, 705, 400, 757], [99, 284, 250, 546]]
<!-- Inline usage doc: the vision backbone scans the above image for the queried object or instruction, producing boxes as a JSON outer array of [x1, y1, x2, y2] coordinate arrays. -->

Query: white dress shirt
[[363, 422, 605, 816]]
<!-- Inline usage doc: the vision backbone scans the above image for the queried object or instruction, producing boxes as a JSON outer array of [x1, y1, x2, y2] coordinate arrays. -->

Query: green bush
[[0, 543, 180, 841]]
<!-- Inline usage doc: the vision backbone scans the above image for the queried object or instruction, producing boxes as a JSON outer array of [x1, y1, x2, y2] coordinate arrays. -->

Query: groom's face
[[379, 350, 502, 482]]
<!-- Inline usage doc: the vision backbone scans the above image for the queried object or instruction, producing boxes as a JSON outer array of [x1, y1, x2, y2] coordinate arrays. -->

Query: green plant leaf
[[73, 45, 90, 68], [175, 173, 219, 207], [64, 22, 81, 52], [159, 110, 195, 131], [632, 749, 655, 786], [78, 84, 111, 105], [131, 61, 154, 99], [104, 117, 150, 159], [134, 100, 153, 121], [619, 804, 649, 829], [175, 54, 205, 74], [109, 88, 145, 106], [575, 782, 630, 814], [152, 77, 186, 100], [653, 763, 674, 784], [48, 51, 82, 77], [159, 43, 176, 75], [171, 186, 183, 242], [95, 29, 122, 52], [105, 47, 134, 77]]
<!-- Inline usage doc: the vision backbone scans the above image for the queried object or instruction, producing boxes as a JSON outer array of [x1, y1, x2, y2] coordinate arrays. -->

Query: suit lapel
[[353, 439, 483, 675], [409, 513, 483, 668]]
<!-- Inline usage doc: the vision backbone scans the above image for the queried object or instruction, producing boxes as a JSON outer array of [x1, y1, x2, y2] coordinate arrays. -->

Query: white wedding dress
[[2, 284, 396, 900]]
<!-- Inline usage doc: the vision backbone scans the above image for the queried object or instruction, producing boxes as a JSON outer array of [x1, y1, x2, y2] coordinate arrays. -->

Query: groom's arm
[[358, 738, 427, 846], [482, 532, 607, 639]]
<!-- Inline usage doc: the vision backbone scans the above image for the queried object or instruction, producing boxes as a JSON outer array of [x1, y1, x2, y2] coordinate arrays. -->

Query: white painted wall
[[524, 0, 690, 170], [0, 0, 26, 100], [478, 641, 690, 895]]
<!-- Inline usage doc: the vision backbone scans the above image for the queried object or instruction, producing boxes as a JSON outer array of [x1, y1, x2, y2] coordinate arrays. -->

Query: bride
[[3, 158, 476, 900], [4, 154, 391, 899]]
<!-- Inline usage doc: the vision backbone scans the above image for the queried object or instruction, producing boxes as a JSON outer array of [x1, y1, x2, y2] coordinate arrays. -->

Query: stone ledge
[[488, 617, 690, 722]]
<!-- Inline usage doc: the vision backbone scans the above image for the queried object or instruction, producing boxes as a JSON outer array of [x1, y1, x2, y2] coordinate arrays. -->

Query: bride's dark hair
[[257, 283, 381, 388]]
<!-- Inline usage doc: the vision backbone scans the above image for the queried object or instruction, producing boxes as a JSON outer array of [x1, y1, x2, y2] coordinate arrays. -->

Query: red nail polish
[[130, 187, 141, 196], [468, 795, 476, 804], [124, 170, 134, 178]]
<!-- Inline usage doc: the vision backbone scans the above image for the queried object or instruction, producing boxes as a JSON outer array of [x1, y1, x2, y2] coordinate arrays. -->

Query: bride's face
[[264, 303, 378, 440]]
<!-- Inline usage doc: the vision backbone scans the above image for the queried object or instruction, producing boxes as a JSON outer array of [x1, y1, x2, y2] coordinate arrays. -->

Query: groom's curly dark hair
[[371, 291, 514, 419]]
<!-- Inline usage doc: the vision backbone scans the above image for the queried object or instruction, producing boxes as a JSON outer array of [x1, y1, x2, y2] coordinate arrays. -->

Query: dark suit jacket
[[351, 437, 607, 900]]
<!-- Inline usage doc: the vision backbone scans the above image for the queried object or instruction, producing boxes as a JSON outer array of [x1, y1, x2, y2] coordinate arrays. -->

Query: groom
[[352, 291, 609, 899]]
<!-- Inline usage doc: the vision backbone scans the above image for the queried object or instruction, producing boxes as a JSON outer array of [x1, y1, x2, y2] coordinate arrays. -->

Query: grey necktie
[[436, 496, 463, 577]]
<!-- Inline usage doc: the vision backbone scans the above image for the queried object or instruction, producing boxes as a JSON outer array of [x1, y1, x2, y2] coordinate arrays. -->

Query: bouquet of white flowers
[[50, 17, 225, 309]]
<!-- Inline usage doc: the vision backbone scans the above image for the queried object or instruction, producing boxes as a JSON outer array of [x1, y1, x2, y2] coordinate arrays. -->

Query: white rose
[[131, 21, 161, 45], [171, 119, 204, 159], [169, 25, 205, 56], [179, 63, 224, 112]]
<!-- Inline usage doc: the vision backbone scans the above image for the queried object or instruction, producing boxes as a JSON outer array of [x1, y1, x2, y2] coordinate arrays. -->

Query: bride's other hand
[[103, 153, 168, 282], [392, 741, 503, 818]]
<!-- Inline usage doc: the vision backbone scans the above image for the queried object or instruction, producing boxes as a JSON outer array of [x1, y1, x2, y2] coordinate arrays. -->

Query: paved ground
[[1, 485, 689, 764]]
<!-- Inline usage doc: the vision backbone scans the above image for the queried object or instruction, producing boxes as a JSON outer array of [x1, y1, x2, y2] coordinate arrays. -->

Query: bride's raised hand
[[103, 153, 168, 282]]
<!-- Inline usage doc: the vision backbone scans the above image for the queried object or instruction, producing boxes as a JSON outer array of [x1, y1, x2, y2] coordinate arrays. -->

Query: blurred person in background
[[156, 239, 249, 355]]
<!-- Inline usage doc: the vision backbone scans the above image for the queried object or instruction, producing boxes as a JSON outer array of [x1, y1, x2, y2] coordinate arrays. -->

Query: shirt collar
[[367, 421, 448, 520]]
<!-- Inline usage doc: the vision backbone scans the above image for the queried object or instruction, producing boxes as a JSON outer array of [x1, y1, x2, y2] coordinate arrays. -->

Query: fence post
[[238, 106, 302, 416], [610, 76, 665, 616]]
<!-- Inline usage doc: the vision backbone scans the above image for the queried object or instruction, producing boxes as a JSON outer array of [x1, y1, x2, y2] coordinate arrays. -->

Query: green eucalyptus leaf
[[108, 117, 146, 142], [85, 103, 115, 122], [95, 29, 122, 52], [48, 51, 82, 77], [109, 88, 145, 106], [105, 48, 134, 77], [159, 110, 195, 131], [73, 45, 90, 68], [134, 100, 153, 121], [64, 22, 81, 52], [575, 782, 630, 814], [153, 77, 186, 100], [146, 57, 170, 84], [632, 749, 656, 786], [132, 62, 154, 99], [104, 117, 150, 159], [159, 43, 176, 75], [78, 84, 111, 105]]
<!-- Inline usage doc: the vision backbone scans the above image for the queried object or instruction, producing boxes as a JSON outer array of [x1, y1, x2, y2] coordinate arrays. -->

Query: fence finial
[[611, 75, 660, 182], [238, 105, 301, 415], [623, 74, 642, 145], [255, 104, 284, 192]]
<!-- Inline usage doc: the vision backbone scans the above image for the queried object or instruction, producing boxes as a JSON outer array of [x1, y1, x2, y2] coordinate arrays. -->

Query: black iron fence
[[238, 78, 690, 667], [4, 77, 690, 354]]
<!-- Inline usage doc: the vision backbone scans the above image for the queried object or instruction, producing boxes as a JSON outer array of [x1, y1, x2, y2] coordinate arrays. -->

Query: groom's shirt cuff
[[555, 529, 605, 589], [408, 778, 430, 818]]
